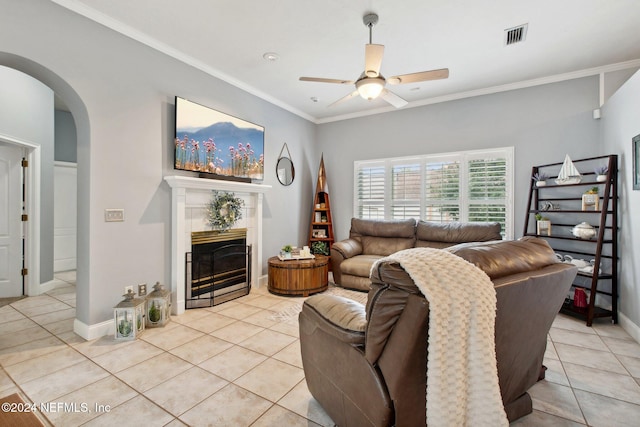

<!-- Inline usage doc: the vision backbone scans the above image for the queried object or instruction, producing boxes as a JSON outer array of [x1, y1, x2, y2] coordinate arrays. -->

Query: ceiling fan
[[299, 13, 449, 108]]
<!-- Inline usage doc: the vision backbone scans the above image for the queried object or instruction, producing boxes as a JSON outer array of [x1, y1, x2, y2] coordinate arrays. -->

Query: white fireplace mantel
[[165, 175, 271, 314]]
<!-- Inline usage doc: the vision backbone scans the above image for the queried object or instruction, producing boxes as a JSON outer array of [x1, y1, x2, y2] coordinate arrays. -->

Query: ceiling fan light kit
[[299, 13, 449, 108], [356, 75, 385, 100]]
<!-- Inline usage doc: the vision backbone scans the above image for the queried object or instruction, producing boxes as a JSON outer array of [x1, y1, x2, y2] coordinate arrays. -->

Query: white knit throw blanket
[[374, 248, 508, 427]]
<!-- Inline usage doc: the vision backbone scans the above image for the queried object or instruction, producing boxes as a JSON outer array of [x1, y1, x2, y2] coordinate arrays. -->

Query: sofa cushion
[[361, 236, 415, 256], [341, 254, 384, 278], [416, 220, 501, 244], [447, 236, 558, 280], [350, 218, 416, 239]]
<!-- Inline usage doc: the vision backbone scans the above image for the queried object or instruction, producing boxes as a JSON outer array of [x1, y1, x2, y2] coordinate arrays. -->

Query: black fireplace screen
[[185, 238, 252, 309]]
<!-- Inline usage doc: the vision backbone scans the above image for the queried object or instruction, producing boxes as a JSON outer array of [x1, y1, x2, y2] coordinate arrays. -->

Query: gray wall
[[0, 65, 55, 284], [54, 110, 77, 162], [317, 77, 602, 241], [601, 70, 640, 333], [1, 0, 316, 326]]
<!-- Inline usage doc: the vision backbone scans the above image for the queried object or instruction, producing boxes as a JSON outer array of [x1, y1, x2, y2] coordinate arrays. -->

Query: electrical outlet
[[105, 209, 124, 222], [124, 285, 134, 295], [138, 283, 147, 296]]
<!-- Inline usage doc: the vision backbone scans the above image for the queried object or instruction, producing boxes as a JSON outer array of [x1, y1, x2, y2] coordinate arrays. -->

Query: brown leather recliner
[[299, 237, 577, 427]]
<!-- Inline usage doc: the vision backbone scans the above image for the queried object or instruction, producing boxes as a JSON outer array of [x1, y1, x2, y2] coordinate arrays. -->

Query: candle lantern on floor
[[113, 289, 145, 340], [145, 282, 171, 328]]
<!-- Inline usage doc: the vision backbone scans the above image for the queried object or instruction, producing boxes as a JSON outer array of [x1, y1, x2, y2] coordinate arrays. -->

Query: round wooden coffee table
[[267, 255, 329, 297]]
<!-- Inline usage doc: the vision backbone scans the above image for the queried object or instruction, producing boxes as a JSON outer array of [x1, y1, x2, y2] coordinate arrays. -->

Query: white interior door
[[54, 162, 77, 272], [0, 142, 23, 297]]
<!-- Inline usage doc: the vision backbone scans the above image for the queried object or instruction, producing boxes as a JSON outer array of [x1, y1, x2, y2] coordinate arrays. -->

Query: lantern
[[146, 282, 171, 328], [113, 289, 145, 340]]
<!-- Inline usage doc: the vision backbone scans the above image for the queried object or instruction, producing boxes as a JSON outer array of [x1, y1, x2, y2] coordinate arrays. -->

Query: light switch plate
[[105, 209, 124, 222]]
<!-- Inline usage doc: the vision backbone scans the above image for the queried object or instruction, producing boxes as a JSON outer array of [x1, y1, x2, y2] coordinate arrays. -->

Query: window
[[354, 147, 514, 239]]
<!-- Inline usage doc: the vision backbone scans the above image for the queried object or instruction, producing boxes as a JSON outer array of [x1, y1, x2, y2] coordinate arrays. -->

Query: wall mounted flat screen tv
[[174, 96, 264, 181]]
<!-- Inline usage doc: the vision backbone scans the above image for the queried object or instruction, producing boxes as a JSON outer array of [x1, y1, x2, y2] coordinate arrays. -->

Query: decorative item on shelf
[[581, 186, 600, 211], [320, 203, 326, 209], [572, 221, 597, 239], [311, 240, 329, 256], [562, 255, 589, 268], [114, 289, 146, 340], [207, 190, 244, 231], [314, 212, 321, 223], [594, 165, 608, 182], [579, 259, 602, 275], [555, 154, 582, 185], [312, 229, 326, 238], [145, 282, 171, 328], [532, 172, 548, 187], [535, 213, 551, 236], [321, 216, 327, 223], [540, 201, 558, 211], [573, 287, 588, 308], [280, 244, 293, 259]]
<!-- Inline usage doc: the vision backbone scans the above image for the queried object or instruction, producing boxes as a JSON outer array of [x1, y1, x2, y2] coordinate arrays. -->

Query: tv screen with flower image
[[174, 96, 264, 181]]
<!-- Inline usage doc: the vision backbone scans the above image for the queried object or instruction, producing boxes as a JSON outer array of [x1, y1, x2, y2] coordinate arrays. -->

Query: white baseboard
[[73, 318, 112, 341], [257, 274, 267, 288], [38, 279, 59, 294], [618, 312, 640, 344]]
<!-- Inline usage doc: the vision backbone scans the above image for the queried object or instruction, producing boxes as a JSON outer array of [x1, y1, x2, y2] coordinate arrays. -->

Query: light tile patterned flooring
[[1, 271, 640, 426]]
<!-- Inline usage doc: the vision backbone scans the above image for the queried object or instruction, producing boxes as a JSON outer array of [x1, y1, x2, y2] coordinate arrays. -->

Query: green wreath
[[207, 190, 244, 230]]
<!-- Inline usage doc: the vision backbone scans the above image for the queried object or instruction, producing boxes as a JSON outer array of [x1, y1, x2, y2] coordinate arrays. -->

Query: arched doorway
[[0, 52, 91, 329]]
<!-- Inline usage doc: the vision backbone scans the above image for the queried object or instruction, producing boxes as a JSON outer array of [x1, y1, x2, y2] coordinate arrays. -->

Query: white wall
[[1, 0, 316, 332], [317, 77, 602, 240], [601, 69, 640, 339]]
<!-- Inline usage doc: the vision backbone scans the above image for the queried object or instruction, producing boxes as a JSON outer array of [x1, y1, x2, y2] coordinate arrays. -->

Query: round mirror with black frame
[[276, 143, 295, 186]]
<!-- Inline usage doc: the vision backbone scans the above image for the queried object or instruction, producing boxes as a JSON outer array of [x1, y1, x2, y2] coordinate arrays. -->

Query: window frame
[[353, 147, 514, 239]]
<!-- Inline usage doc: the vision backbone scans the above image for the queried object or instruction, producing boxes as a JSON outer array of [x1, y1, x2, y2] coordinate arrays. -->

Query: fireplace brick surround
[[165, 176, 270, 315]]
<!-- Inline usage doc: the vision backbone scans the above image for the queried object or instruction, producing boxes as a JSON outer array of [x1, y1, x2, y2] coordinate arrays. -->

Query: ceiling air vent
[[504, 24, 528, 46]]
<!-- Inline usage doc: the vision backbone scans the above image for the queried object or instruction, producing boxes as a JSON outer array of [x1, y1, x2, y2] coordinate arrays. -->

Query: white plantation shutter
[[467, 157, 507, 232], [355, 163, 386, 219], [425, 159, 460, 222], [354, 147, 513, 239], [392, 163, 421, 219]]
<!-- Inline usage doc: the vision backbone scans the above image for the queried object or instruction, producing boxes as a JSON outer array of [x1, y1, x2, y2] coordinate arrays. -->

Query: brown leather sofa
[[300, 237, 577, 426], [331, 218, 502, 290]]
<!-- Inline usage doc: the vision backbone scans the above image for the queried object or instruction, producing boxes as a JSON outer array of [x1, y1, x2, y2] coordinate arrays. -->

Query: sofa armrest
[[330, 239, 363, 285], [331, 238, 363, 259], [300, 295, 366, 345]]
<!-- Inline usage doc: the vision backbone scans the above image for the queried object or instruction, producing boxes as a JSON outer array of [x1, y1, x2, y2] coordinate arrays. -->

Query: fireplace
[[186, 229, 252, 309], [165, 175, 270, 315]]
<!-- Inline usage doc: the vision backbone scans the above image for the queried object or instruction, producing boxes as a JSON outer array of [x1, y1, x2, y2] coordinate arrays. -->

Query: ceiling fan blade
[[387, 68, 449, 85], [328, 90, 359, 108], [299, 77, 354, 84], [381, 89, 408, 108], [365, 44, 384, 77]]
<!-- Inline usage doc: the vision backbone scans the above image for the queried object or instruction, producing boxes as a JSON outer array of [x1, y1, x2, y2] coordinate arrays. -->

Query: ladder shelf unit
[[523, 154, 618, 326]]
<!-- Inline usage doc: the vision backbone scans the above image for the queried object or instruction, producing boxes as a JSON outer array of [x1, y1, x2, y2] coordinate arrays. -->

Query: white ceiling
[[53, 0, 640, 123]]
